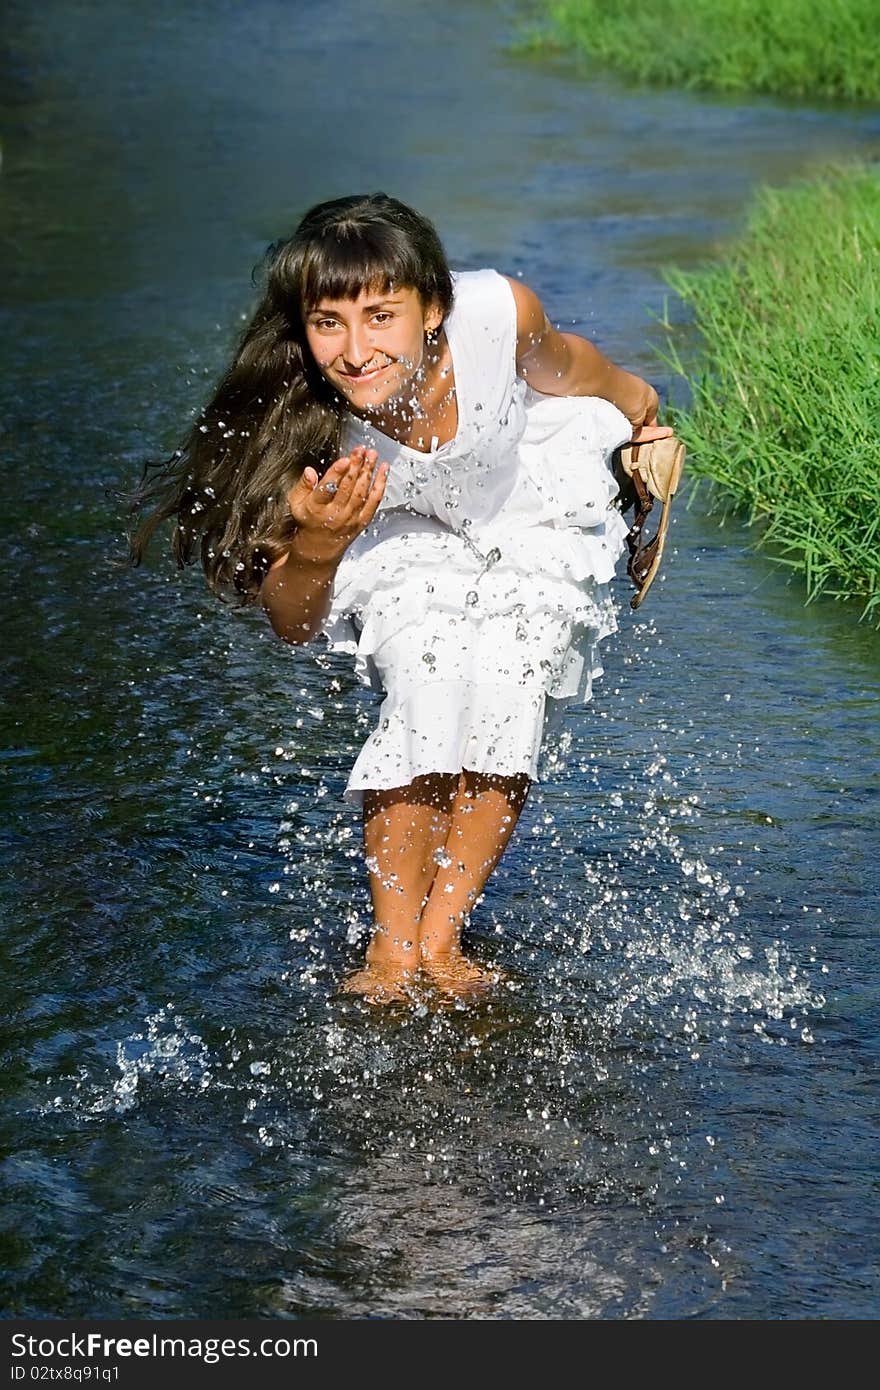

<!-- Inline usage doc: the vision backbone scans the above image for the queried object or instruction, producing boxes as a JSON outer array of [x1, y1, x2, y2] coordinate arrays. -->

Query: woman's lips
[[340, 363, 390, 382]]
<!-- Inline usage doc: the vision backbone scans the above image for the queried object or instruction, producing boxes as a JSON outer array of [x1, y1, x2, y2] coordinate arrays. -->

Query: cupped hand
[[286, 445, 389, 566]]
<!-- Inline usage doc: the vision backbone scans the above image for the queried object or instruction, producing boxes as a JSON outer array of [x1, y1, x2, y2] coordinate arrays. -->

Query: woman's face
[[302, 283, 442, 413]]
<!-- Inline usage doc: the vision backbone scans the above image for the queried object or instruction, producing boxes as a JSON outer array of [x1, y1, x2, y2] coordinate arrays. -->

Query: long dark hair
[[123, 192, 454, 604]]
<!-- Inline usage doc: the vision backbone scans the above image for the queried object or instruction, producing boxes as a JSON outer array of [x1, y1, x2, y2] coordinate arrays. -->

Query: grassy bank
[[517, 0, 880, 102], [658, 162, 880, 623]]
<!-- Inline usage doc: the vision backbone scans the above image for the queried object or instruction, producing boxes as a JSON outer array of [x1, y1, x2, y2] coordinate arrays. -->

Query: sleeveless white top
[[340, 267, 631, 538], [321, 269, 633, 680]]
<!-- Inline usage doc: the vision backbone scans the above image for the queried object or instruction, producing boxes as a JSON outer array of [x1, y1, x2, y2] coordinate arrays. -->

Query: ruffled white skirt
[[318, 393, 632, 807]]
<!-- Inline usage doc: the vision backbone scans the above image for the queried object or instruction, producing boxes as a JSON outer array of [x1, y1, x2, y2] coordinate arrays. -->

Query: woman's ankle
[[366, 927, 420, 972], [418, 925, 463, 964]]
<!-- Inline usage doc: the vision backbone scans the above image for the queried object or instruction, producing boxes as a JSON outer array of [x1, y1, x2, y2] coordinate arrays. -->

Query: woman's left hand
[[631, 420, 674, 444], [626, 379, 674, 444]]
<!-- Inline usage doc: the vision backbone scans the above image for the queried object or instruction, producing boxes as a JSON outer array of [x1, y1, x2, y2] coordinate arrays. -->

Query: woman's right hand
[[286, 445, 389, 566]]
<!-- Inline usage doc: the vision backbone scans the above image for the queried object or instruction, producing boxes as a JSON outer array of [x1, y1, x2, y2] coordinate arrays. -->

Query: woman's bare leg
[[340, 772, 459, 1001], [418, 769, 531, 993]]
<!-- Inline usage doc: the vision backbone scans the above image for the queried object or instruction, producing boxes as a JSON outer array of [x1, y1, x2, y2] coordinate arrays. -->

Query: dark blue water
[[2, 0, 878, 1319]]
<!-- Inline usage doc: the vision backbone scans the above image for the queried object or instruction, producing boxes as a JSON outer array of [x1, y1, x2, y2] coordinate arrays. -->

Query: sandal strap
[[625, 479, 655, 585]]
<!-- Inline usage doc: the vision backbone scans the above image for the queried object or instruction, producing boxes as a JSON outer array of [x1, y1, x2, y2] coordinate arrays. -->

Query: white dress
[[318, 268, 634, 807]]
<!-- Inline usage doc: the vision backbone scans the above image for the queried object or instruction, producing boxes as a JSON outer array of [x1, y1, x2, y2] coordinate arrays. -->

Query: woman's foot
[[420, 952, 502, 999], [337, 961, 417, 1005]]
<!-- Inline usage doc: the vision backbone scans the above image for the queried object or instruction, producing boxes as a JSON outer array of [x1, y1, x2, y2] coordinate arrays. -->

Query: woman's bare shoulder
[[500, 275, 554, 362]]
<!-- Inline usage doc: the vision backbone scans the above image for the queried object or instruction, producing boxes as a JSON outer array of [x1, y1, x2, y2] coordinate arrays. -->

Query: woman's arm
[[261, 544, 340, 645], [504, 276, 672, 442], [260, 444, 388, 644]]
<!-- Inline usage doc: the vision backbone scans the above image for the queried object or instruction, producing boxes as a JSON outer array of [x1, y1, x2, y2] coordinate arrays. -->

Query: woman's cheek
[[304, 332, 328, 366]]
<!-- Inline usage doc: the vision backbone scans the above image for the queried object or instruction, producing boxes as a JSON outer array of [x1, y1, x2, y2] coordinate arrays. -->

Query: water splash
[[44, 1006, 213, 1117]]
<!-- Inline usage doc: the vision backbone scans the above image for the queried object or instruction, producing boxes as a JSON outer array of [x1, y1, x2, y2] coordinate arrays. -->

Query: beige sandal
[[612, 436, 686, 609]]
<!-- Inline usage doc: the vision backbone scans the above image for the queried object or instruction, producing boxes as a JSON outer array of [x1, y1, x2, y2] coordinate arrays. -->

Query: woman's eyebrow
[[308, 298, 404, 315]]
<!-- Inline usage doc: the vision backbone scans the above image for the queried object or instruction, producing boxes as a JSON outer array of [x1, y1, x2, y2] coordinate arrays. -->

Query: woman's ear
[[423, 298, 444, 336]]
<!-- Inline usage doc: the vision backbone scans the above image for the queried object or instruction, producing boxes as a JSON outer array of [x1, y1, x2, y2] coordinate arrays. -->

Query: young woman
[[128, 192, 675, 1005]]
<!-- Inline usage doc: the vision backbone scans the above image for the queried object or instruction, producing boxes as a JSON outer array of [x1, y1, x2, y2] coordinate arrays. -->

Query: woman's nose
[[342, 326, 373, 368]]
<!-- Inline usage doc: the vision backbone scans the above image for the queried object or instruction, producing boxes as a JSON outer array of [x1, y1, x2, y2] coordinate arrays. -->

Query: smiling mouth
[[340, 363, 391, 382]]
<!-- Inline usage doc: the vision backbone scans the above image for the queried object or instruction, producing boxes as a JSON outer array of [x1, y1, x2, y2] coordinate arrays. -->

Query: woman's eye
[[310, 312, 392, 331]]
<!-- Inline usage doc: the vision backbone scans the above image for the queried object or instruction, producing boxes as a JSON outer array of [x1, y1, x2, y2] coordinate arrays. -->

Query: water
[[2, 0, 878, 1319]]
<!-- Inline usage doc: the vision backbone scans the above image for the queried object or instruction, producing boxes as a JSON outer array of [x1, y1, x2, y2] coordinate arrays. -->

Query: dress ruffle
[[510, 387, 633, 531], [321, 510, 628, 808], [340, 598, 616, 806], [319, 506, 629, 702], [344, 680, 548, 801]]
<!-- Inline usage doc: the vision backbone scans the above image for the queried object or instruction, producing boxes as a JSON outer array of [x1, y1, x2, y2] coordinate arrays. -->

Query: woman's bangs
[[300, 236, 419, 311]]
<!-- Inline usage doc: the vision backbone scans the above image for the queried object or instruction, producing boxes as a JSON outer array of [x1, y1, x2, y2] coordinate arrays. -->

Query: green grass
[[516, 0, 880, 102], [656, 161, 880, 623]]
